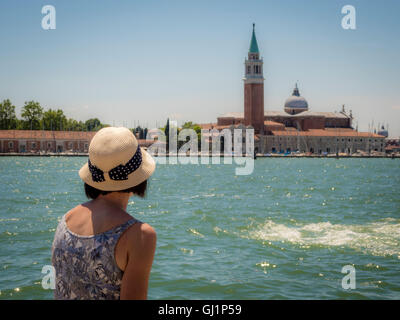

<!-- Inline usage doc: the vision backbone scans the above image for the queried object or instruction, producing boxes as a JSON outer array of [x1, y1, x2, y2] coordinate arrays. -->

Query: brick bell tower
[[243, 23, 264, 134]]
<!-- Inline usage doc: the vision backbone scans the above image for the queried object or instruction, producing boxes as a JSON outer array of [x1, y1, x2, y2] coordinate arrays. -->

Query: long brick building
[[0, 130, 154, 154]]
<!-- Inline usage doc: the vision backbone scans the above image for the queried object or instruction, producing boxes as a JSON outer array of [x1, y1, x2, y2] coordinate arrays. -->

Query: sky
[[0, 0, 399, 137]]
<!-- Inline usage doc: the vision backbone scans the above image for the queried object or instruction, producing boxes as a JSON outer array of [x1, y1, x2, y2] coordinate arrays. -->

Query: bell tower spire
[[243, 23, 264, 134], [249, 23, 260, 54]]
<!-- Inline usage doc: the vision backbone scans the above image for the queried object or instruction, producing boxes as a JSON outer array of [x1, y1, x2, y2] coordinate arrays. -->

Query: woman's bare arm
[[120, 223, 157, 300]]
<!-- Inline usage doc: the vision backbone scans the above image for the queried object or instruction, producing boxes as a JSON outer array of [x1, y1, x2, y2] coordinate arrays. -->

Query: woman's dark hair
[[84, 180, 148, 200]]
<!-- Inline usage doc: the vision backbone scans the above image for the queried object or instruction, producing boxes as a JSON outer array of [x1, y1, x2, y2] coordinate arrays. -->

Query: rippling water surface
[[0, 157, 399, 299]]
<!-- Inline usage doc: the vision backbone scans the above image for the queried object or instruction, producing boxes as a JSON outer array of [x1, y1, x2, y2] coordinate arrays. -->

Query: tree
[[182, 121, 194, 129], [85, 118, 105, 131], [165, 118, 170, 151], [181, 121, 202, 147], [42, 109, 67, 131], [0, 99, 17, 129], [132, 126, 142, 139], [65, 118, 85, 131], [0, 98, 112, 132], [21, 101, 43, 130], [132, 126, 148, 139]]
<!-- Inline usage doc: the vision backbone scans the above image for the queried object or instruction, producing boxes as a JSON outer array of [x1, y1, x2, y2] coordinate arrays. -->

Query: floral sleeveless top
[[51, 214, 138, 300]]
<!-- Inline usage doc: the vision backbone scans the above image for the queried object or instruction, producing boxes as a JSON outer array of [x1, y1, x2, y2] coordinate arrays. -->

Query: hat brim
[[79, 147, 156, 191]]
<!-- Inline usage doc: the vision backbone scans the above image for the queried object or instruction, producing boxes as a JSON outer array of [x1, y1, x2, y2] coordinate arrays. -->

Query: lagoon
[[0, 157, 399, 299]]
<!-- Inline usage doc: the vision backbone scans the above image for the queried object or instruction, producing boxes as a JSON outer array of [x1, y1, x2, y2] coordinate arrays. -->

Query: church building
[[200, 24, 385, 155]]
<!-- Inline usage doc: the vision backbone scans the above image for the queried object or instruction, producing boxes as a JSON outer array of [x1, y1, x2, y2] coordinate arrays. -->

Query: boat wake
[[245, 218, 400, 258]]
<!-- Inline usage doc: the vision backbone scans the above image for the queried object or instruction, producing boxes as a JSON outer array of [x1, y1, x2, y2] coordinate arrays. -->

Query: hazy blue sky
[[1, 0, 399, 137]]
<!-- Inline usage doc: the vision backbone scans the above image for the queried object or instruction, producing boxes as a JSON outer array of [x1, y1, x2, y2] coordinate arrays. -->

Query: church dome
[[377, 125, 388, 137], [284, 84, 308, 114]]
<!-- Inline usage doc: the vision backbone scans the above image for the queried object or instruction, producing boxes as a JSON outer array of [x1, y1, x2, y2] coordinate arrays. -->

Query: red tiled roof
[[0, 130, 96, 140], [198, 123, 217, 130], [198, 123, 233, 130], [138, 139, 164, 147], [324, 128, 354, 132], [270, 129, 385, 138], [264, 120, 284, 127], [385, 145, 400, 150], [0, 130, 159, 147]]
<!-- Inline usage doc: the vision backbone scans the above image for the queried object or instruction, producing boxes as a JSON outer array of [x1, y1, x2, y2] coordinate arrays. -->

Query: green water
[[0, 157, 399, 299]]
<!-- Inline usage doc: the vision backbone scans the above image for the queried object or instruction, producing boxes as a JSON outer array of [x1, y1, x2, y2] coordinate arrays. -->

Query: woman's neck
[[96, 192, 131, 211]]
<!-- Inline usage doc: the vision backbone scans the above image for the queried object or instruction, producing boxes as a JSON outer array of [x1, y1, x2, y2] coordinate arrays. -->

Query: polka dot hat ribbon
[[88, 146, 142, 182]]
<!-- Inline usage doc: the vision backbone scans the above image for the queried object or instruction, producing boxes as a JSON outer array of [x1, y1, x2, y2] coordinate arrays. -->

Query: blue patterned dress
[[51, 214, 138, 300]]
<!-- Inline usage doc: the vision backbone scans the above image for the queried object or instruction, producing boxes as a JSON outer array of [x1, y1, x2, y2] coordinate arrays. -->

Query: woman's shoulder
[[124, 221, 157, 250], [115, 219, 156, 267], [126, 220, 156, 239], [66, 202, 91, 215], [64, 202, 91, 221]]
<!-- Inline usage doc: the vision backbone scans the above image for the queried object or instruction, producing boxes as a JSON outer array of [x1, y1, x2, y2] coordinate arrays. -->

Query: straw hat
[[79, 127, 155, 191]]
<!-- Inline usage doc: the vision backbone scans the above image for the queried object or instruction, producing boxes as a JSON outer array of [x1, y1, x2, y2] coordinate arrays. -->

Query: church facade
[[200, 24, 385, 155]]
